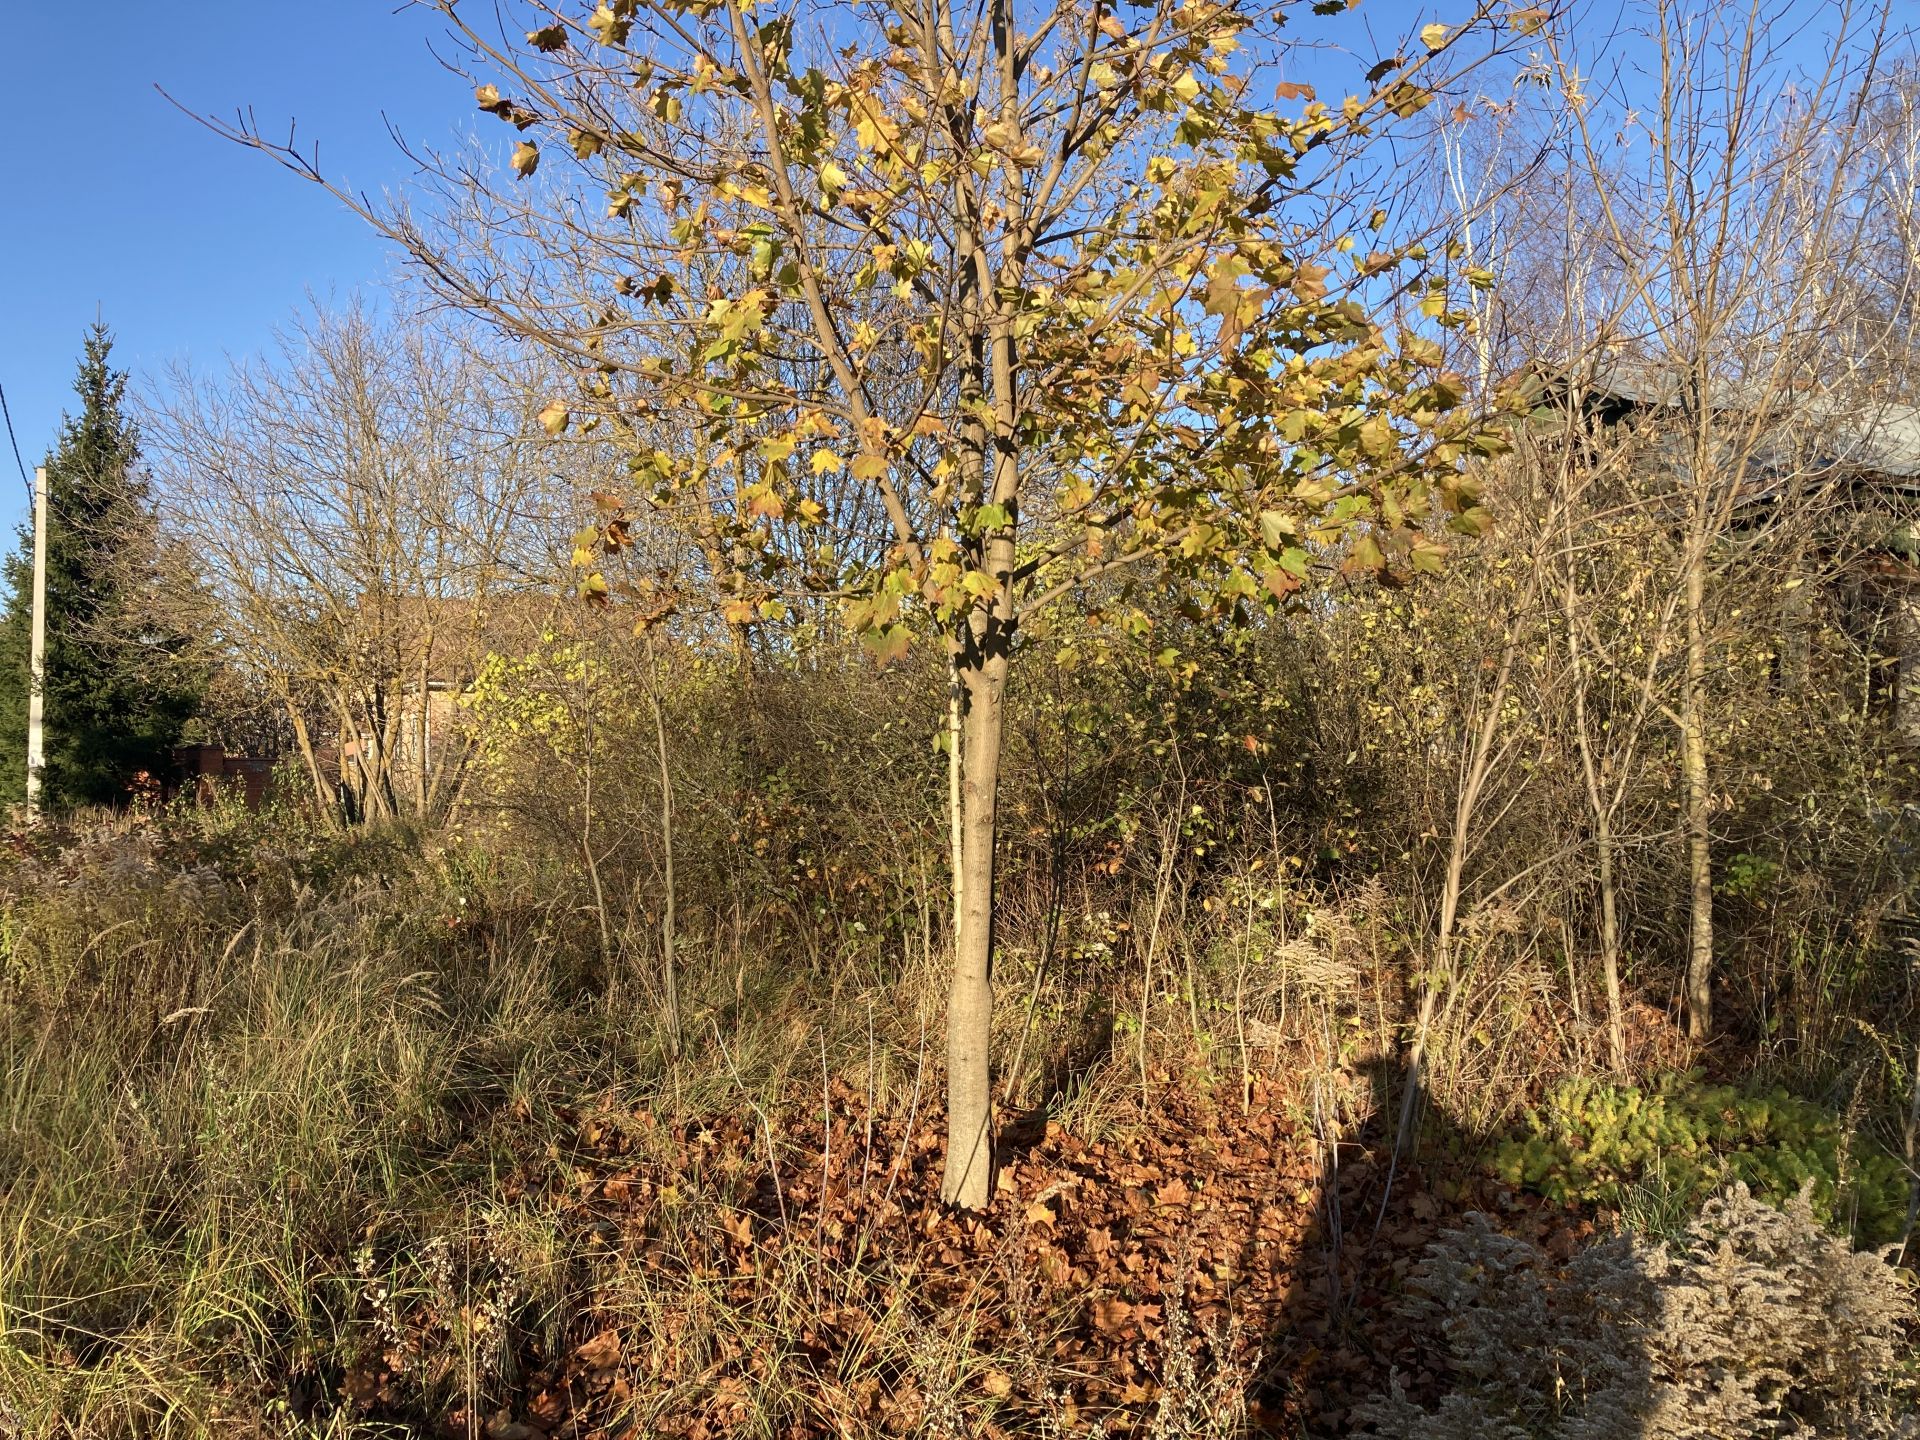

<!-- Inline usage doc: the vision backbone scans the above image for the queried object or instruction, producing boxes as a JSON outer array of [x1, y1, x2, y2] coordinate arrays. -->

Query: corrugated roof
[[1825, 403, 1920, 480], [1522, 357, 1920, 484]]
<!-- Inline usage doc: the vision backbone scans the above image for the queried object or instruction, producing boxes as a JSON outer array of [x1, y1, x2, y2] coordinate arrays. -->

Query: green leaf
[[861, 623, 912, 663], [1450, 505, 1494, 536], [971, 502, 1012, 532]]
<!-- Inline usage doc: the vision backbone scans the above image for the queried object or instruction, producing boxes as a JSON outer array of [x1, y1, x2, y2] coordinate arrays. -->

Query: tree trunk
[[1896, 590, 1920, 742], [949, 656, 966, 965], [940, 174, 1020, 1207], [414, 647, 432, 817], [1903, 1037, 1920, 1264], [1595, 806, 1627, 1073], [285, 701, 338, 830], [1682, 548, 1714, 1039], [1564, 557, 1627, 1075], [942, 639, 1007, 1209], [646, 638, 682, 1062]]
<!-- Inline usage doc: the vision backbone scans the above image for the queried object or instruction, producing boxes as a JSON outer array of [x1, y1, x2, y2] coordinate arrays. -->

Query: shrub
[[1492, 1071, 1909, 1244], [1355, 1183, 1919, 1439]]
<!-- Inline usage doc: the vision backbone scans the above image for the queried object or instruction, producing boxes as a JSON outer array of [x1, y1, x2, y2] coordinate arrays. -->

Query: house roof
[[1823, 402, 1920, 481], [1513, 354, 1767, 414], [1519, 356, 1920, 486]]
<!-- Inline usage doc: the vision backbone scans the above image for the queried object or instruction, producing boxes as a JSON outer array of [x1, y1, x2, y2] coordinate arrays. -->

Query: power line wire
[[0, 379, 33, 507]]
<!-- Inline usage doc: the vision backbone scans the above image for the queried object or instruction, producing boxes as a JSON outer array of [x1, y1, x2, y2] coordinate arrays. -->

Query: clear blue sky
[[0, 1, 462, 532]]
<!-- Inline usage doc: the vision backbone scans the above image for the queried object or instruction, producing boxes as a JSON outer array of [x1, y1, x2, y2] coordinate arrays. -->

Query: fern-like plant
[[1356, 1184, 1918, 1439]]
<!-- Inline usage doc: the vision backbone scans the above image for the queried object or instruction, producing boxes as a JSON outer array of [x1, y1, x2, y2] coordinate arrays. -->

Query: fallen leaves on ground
[[401, 1074, 1593, 1439]]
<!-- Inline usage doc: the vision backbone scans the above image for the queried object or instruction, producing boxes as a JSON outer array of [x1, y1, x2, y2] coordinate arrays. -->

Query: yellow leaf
[[854, 110, 895, 154], [981, 118, 1022, 151], [588, 2, 628, 44], [1171, 70, 1202, 104], [537, 399, 570, 435], [1420, 22, 1450, 50], [811, 449, 844, 475], [1360, 414, 1395, 456], [851, 454, 889, 482], [1386, 82, 1433, 118], [512, 141, 540, 177]]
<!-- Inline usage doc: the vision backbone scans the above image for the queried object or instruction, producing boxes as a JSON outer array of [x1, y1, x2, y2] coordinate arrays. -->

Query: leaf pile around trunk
[[364, 1079, 1593, 1439]]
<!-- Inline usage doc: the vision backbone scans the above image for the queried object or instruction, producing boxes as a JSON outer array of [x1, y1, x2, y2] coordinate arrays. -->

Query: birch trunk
[[942, 639, 1007, 1208], [1682, 544, 1715, 1039]]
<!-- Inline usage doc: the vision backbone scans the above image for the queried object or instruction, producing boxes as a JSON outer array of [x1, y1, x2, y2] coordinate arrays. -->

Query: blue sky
[[0, 1, 460, 531]]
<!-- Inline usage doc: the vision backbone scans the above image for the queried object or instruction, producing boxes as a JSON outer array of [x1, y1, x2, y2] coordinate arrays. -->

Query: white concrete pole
[[26, 465, 46, 821]]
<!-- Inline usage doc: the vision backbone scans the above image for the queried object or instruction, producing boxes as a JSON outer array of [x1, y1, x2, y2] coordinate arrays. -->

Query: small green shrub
[[1492, 1071, 1909, 1244], [1719, 850, 1781, 901]]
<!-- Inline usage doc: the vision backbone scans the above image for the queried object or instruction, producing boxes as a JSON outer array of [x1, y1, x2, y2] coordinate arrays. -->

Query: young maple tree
[[214, 0, 1522, 1206]]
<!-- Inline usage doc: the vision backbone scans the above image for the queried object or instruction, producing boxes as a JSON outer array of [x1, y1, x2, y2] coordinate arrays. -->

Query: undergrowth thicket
[[5, 500, 1920, 1435], [1, 782, 1916, 1437]]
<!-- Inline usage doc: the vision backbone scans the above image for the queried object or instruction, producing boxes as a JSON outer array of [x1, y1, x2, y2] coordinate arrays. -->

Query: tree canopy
[[0, 325, 200, 810]]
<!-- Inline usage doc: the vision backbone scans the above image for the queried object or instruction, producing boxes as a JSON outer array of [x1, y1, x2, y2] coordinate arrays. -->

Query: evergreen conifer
[[0, 324, 199, 810]]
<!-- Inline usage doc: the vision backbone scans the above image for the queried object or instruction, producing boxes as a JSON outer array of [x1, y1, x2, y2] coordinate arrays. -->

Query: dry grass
[[0, 805, 1909, 1438], [0, 816, 1277, 1436]]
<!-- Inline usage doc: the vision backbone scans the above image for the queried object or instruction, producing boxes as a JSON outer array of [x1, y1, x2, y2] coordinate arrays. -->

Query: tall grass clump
[[0, 814, 630, 1433]]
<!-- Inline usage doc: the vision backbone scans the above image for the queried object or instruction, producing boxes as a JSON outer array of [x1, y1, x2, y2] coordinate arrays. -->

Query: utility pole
[[26, 465, 46, 822]]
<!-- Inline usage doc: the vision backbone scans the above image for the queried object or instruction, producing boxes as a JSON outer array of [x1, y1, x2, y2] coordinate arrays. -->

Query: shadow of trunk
[[1247, 1054, 1627, 1437]]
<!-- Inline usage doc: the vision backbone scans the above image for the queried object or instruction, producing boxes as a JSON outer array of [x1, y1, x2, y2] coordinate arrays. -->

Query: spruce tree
[[0, 325, 199, 810]]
